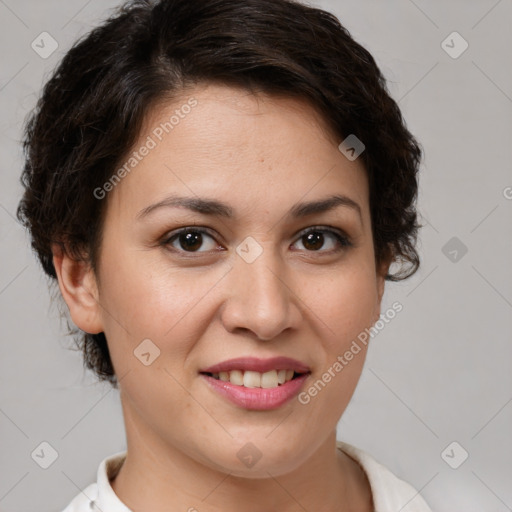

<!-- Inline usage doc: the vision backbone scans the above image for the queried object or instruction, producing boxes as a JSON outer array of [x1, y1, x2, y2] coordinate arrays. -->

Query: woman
[[17, 0, 431, 510]]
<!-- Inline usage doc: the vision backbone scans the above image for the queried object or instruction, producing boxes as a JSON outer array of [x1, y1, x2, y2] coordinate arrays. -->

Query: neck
[[111, 401, 372, 511]]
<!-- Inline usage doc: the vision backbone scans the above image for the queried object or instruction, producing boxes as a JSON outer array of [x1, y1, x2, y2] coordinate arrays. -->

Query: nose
[[220, 244, 301, 341]]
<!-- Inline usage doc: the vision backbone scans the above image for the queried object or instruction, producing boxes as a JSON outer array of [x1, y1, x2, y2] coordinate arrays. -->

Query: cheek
[[96, 249, 229, 370], [99, 247, 195, 332], [310, 266, 379, 350], [298, 275, 374, 424]]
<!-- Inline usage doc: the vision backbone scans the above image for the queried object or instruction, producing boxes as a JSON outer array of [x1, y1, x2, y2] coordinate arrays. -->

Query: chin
[[198, 438, 312, 479]]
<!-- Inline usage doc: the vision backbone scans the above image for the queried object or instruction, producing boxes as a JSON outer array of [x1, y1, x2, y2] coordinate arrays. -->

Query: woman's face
[[64, 83, 388, 477]]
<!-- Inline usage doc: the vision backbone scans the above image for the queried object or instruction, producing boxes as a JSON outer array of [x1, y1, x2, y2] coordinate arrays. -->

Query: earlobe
[[52, 244, 103, 334], [373, 253, 392, 324], [376, 268, 386, 304]]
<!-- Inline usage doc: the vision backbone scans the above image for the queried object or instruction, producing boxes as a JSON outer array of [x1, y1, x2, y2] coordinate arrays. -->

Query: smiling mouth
[[200, 369, 308, 389]]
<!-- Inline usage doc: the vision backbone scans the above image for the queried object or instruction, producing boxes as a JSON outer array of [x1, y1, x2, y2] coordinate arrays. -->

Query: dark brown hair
[[17, 0, 423, 387]]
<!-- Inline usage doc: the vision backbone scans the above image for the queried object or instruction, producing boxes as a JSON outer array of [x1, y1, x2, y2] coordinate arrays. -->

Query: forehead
[[105, 83, 369, 223]]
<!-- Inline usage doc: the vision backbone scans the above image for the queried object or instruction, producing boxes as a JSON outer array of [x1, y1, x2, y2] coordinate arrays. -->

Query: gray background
[[1, 0, 511, 510]]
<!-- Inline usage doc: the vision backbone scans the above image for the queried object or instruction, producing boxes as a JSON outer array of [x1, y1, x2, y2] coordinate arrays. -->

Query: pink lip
[[201, 373, 310, 410], [200, 356, 310, 374]]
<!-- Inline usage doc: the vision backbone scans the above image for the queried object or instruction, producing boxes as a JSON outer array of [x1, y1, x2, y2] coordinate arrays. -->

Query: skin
[[53, 83, 391, 511]]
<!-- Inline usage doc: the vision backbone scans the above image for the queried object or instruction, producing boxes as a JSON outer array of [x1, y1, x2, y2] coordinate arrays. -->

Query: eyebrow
[[136, 194, 362, 223]]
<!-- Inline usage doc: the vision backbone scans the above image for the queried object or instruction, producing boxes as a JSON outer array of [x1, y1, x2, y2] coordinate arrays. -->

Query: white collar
[[89, 450, 131, 512]]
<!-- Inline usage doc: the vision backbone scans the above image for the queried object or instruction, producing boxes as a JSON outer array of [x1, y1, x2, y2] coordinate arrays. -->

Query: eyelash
[[160, 225, 353, 257]]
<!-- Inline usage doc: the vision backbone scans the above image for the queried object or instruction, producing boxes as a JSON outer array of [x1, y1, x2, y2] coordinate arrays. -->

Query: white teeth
[[230, 370, 244, 386], [261, 370, 279, 388], [243, 371, 261, 388], [210, 369, 299, 388], [277, 369, 287, 384]]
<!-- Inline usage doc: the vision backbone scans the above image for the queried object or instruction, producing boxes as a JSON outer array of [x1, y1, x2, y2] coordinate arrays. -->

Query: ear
[[52, 243, 103, 334], [372, 250, 393, 324]]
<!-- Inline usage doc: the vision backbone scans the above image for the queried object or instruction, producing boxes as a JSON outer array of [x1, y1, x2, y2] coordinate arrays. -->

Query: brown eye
[[164, 228, 219, 253], [302, 231, 325, 251], [177, 231, 203, 251], [292, 227, 352, 253]]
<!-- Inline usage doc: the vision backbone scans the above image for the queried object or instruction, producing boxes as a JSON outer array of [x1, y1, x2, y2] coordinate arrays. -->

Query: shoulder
[[336, 441, 433, 512]]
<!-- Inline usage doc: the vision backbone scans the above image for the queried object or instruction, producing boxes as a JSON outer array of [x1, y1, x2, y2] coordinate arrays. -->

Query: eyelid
[[161, 224, 353, 255], [294, 225, 352, 244], [290, 225, 353, 253], [161, 227, 222, 252]]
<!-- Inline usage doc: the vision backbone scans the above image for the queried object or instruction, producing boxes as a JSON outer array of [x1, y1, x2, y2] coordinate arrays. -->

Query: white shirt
[[61, 441, 433, 511]]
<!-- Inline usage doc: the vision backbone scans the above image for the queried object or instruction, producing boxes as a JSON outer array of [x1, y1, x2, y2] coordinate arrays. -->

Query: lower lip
[[201, 373, 309, 410]]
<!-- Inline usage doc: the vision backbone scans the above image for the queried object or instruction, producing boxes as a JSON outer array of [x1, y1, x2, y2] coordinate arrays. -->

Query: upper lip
[[200, 356, 311, 374]]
